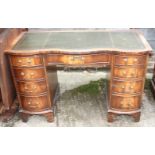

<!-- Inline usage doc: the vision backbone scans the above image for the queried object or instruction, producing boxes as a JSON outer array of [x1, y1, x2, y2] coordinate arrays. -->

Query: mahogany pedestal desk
[[5, 30, 152, 122]]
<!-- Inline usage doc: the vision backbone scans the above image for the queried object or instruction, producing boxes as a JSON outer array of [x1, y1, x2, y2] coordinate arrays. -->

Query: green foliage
[[71, 79, 108, 96]]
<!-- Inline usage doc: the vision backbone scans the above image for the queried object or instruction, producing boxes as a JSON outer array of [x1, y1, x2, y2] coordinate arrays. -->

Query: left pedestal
[[9, 54, 58, 122]]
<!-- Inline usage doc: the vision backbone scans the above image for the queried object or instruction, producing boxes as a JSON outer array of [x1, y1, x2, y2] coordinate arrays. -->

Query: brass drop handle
[[127, 103, 131, 107], [24, 87, 33, 92], [128, 102, 134, 108], [121, 86, 125, 89], [123, 71, 126, 75], [35, 102, 39, 105], [30, 72, 34, 76], [28, 102, 31, 105], [27, 101, 39, 106], [27, 59, 32, 63], [120, 102, 125, 108], [130, 86, 134, 89], [123, 58, 128, 62], [24, 86, 28, 90], [21, 72, 25, 76], [18, 60, 22, 63], [70, 56, 85, 61], [32, 85, 37, 89]]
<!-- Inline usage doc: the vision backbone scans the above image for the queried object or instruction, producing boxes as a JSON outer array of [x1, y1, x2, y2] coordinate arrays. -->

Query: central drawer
[[17, 80, 47, 95], [13, 67, 45, 80], [46, 53, 110, 66], [20, 95, 50, 112]]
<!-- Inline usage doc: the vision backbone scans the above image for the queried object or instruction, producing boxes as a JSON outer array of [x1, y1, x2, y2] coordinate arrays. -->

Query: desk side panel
[[0, 28, 27, 110]]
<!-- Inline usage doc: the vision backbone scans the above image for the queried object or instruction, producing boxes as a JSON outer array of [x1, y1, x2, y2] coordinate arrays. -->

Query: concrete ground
[[0, 70, 154, 127]]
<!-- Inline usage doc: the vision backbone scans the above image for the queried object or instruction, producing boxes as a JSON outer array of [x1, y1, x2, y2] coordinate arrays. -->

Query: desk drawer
[[13, 67, 45, 80], [46, 54, 110, 66], [10, 55, 43, 67], [114, 55, 147, 66], [112, 79, 143, 94], [20, 95, 50, 112], [113, 66, 145, 79], [110, 95, 141, 111], [17, 80, 47, 95]]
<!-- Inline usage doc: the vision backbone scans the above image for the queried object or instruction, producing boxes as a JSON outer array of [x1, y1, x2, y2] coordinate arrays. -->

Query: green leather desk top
[[10, 30, 152, 53]]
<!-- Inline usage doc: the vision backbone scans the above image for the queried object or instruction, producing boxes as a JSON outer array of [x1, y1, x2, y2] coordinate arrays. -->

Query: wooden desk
[[5, 30, 152, 122]]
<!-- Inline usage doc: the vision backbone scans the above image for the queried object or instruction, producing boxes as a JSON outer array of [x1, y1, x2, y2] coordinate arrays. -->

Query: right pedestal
[[108, 53, 148, 122]]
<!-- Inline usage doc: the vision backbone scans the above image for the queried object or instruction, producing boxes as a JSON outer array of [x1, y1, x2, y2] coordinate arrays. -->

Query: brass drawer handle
[[134, 58, 138, 62], [128, 102, 134, 108], [24, 87, 33, 92], [28, 102, 31, 105], [21, 72, 25, 76], [32, 85, 37, 89], [70, 56, 85, 61], [123, 58, 128, 62], [130, 86, 134, 89], [24, 85, 37, 92], [27, 59, 32, 63], [131, 72, 136, 76], [18, 60, 22, 63], [35, 102, 39, 105], [123, 71, 126, 75], [121, 86, 125, 89], [27, 101, 39, 105], [30, 72, 34, 76]]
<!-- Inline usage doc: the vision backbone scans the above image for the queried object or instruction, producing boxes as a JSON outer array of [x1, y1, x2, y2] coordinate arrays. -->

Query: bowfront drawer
[[17, 80, 47, 95], [112, 80, 143, 94], [110, 95, 141, 111], [10, 55, 43, 67], [113, 66, 145, 78], [114, 55, 147, 66], [46, 53, 110, 66], [13, 67, 45, 80], [20, 95, 50, 112]]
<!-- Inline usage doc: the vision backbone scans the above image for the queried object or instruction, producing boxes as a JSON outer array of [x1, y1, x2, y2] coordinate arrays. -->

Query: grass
[[71, 78, 108, 96]]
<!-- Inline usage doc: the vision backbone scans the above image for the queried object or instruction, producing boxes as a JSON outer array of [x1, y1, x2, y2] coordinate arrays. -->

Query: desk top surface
[[9, 30, 152, 54]]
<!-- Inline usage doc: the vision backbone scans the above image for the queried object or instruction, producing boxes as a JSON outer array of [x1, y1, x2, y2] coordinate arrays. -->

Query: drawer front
[[46, 54, 110, 65], [113, 67, 145, 78], [10, 55, 43, 67], [17, 81, 47, 95], [114, 55, 147, 66], [112, 80, 143, 94], [20, 95, 50, 112], [110, 95, 141, 111], [13, 67, 45, 80]]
